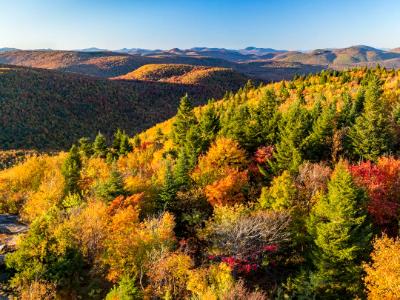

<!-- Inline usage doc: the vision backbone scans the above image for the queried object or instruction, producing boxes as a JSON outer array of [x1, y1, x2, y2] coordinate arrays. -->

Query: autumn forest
[[1, 65, 400, 299]]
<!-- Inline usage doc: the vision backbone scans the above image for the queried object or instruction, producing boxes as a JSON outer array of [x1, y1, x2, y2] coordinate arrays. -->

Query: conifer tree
[[93, 132, 108, 158], [183, 126, 203, 169], [61, 144, 82, 195], [174, 148, 190, 188], [307, 161, 372, 298], [198, 105, 220, 152], [119, 134, 132, 156], [96, 168, 125, 203], [112, 129, 123, 152], [302, 102, 336, 161], [254, 89, 281, 147], [158, 161, 177, 212], [273, 101, 310, 174], [78, 137, 93, 158], [172, 94, 197, 147], [349, 77, 393, 161]]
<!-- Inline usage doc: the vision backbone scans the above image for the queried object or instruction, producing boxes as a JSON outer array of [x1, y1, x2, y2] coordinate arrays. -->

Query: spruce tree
[[302, 102, 336, 161], [307, 161, 372, 298], [198, 105, 220, 152], [96, 168, 125, 203], [172, 94, 197, 147], [112, 129, 123, 153], [61, 144, 82, 195], [93, 132, 108, 158], [349, 76, 393, 161], [174, 148, 190, 188], [158, 161, 177, 212], [254, 89, 281, 147], [273, 100, 310, 174], [78, 137, 93, 158], [119, 134, 132, 156]]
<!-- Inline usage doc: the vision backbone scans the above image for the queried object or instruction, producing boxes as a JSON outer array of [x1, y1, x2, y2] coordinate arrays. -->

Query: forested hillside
[[2, 66, 400, 299], [0, 65, 246, 150]]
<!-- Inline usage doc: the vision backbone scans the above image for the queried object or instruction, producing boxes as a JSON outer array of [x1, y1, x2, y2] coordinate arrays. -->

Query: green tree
[[198, 104, 220, 152], [253, 89, 281, 147], [174, 148, 191, 188], [93, 132, 108, 158], [302, 102, 336, 161], [306, 161, 372, 298], [6, 209, 83, 290], [112, 129, 123, 153], [349, 77, 393, 161], [78, 137, 93, 158], [95, 168, 126, 203], [172, 94, 197, 147], [61, 144, 82, 195], [119, 134, 132, 156], [273, 101, 310, 174], [158, 161, 177, 212]]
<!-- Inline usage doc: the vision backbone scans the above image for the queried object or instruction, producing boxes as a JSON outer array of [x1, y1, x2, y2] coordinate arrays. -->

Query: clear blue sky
[[1, 0, 400, 50]]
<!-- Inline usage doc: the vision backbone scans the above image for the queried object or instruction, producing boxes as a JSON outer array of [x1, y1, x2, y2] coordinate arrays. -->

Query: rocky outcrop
[[0, 215, 28, 265]]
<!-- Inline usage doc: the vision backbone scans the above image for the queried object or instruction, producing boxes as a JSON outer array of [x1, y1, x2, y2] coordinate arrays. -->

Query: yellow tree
[[364, 235, 400, 299]]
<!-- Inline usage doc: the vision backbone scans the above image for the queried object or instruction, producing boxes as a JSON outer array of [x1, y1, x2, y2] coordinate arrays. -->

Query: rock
[[0, 215, 28, 266]]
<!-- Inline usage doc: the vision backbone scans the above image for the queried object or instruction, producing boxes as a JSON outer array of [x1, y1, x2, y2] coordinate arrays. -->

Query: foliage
[[364, 235, 400, 300], [350, 157, 400, 230], [306, 161, 372, 298], [105, 276, 141, 300], [205, 169, 249, 206], [349, 76, 394, 161]]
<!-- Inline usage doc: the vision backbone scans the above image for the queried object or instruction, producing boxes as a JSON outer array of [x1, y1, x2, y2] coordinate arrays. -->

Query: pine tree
[[112, 129, 123, 152], [349, 77, 393, 161], [174, 148, 190, 188], [78, 137, 93, 158], [273, 101, 310, 174], [198, 105, 220, 152], [93, 132, 108, 158], [181, 125, 204, 170], [96, 168, 125, 203], [158, 161, 177, 212], [302, 102, 336, 161], [61, 144, 82, 195], [172, 94, 197, 147], [119, 134, 132, 156], [132, 134, 141, 148], [254, 89, 281, 147], [307, 161, 372, 298]]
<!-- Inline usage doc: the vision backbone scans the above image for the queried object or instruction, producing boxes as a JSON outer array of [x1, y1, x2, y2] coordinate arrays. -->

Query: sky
[[1, 0, 400, 51]]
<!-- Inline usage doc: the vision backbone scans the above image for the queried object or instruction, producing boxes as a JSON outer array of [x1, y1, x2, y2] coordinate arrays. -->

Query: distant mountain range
[[1, 45, 400, 82]]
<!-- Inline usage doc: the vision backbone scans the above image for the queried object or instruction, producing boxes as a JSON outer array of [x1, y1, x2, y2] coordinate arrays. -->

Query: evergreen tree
[[112, 129, 123, 153], [253, 89, 281, 147], [273, 101, 311, 174], [172, 94, 197, 147], [198, 105, 220, 152], [132, 134, 141, 148], [221, 104, 254, 150], [78, 137, 93, 158], [93, 132, 108, 158], [183, 126, 203, 169], [174, 148, 191, 188], [307, 162, 372, 298], [119, 134, 132, 156], [61, 144, 82, 195], [96, 168, 125, 203], [302, 102, 336, 161], [158, 161, 177, 212], [349, 76, 393, 161]]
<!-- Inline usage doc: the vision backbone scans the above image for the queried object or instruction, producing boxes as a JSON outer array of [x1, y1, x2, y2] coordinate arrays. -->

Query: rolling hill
[[113, 64, 250, 91], [0, 49, 325, 82], [0, 65, 246, 150]]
